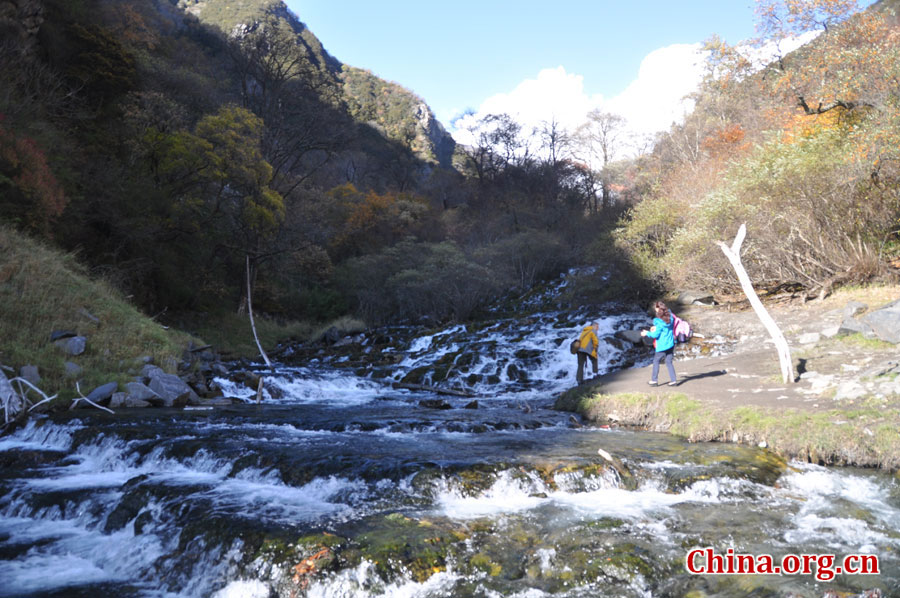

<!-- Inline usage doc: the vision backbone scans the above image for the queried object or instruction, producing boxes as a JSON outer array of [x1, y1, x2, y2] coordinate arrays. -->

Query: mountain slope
[[179, 0, 455, 167]]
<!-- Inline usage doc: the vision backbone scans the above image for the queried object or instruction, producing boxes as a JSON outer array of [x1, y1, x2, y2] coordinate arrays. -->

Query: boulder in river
[[87, 382, 118, 404], [148, 373, 198, 407], [126, 382, 163, 406]]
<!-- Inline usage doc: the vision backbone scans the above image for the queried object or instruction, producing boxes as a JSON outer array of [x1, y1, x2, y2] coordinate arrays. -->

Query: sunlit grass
[[0, 225, 195, 398]]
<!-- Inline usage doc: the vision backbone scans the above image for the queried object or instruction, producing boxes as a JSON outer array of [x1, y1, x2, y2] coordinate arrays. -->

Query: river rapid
[[1, 283, 898, 598]]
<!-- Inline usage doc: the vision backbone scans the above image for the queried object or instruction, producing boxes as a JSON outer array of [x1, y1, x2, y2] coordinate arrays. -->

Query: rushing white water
[[2, 286, 898, 597]]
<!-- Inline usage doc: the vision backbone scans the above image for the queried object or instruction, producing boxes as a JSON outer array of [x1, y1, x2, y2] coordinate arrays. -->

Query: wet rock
[[148, 373, 198, 407], [352, 513, 465, 583], [419, 399, 452, 410], [464, 400, 479, 409], [232, 370, 261, 390], [603, 335, 628, 351], [54, 335, 86, 356], [126, 382, 162, 406], [108, 392, 126, 409], [245, 533, 343, 597], [615, 329, 644, 345], [506, 363, 528, 382]]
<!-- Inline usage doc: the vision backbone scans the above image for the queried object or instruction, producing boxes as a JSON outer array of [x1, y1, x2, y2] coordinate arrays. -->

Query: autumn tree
[[574, 110, 627, 211], [0, 118, 67, 235], [145, 105, 285, 310], [752, 0, 899, 116]]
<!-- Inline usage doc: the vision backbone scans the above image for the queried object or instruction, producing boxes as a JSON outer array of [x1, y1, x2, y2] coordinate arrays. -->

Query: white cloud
[[451, 33, 817, 155], [605, 43, 707, 139], [450, 45, 709, 152], [451, 66, 603, 146]]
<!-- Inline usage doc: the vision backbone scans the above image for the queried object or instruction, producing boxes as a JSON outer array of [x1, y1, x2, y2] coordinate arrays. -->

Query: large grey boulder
[[148, 373, 198, 407], [862, 300, 900, 344], [837, 316, 875, 338], [87, 382, 118, 403], [141, 364, 166, 381], [843, 301, 868, 319], [125, 382, 163, 406], [675, 291, 715, 306], [108, 392, 127, 409]]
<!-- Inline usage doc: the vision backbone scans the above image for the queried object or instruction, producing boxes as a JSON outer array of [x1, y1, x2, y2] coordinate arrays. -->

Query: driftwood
[[717, 224, 794, 384], [1, 369, 58, 431], [71, 382, 115, 414], [246, 254, 273, 370], [391, 381, 475, 398]]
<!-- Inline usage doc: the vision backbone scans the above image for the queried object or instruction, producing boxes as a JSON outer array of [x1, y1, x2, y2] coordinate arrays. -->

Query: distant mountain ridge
[[177, 0, 455, 167]]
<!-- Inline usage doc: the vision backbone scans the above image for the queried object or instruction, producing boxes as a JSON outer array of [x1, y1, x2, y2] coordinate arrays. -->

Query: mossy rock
[[351, 513, 468, 582], [467, 552, 502, 576]]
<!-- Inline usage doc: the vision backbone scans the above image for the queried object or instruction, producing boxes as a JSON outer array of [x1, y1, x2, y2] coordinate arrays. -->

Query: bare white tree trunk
[[716, 224, 794, 384], [246, 254, 272, 369]]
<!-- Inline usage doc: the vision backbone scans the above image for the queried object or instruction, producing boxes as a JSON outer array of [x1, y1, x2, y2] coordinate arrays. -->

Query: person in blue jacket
[[640, 300, 678, 386]]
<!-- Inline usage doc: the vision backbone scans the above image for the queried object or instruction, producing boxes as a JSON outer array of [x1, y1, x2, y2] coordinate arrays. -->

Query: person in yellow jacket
[[576, 321, 600, 384]]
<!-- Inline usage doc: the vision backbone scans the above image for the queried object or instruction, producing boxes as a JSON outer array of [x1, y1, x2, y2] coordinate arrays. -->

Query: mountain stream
[[1, 283, 898, 597]]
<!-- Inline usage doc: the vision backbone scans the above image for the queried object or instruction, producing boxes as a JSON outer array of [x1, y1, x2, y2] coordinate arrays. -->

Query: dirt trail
[[584, 286, 900, 412]]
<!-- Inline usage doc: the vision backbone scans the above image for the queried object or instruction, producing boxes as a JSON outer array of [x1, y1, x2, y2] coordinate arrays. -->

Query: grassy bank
[[0, 225, 196, 398], [555, 388, 900, 470]]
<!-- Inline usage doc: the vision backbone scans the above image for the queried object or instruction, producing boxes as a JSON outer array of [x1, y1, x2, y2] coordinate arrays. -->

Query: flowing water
[[2, 285, 898, 598]]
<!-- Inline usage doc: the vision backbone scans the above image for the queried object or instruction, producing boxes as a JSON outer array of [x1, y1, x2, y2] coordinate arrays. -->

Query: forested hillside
[[615, 0, 900, 297], [0, 0, 624, 333], [3, 0, 897, 342]]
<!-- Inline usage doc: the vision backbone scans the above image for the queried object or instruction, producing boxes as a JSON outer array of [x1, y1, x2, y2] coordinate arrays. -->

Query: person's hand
[[640, 330, 647, 337], [650, 326, 656, 333]]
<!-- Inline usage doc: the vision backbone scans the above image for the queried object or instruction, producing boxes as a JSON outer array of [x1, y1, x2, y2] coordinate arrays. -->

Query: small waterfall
[[1, 276, 897, 597]]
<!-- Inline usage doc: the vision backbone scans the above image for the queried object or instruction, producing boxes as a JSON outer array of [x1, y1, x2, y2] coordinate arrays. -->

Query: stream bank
[[555, 285, 900, 470]]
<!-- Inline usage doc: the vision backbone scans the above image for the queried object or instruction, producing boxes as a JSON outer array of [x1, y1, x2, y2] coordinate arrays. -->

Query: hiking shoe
[[648, 381, 658, 386], [668, 381, 679, 386]]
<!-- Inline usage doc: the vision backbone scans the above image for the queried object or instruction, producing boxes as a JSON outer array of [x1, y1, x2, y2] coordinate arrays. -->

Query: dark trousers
[[577, 352, 598, 384], [651, 347, 676, 383]]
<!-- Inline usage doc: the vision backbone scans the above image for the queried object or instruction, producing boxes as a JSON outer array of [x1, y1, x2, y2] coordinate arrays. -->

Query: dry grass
[[0, 225, 195, 398]]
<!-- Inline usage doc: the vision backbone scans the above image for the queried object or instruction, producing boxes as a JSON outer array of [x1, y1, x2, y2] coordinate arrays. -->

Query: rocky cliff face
[[181, 0, 455, 168]]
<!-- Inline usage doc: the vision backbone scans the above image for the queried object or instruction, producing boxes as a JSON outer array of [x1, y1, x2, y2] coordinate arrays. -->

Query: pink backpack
[[672, 314, 693, 343]]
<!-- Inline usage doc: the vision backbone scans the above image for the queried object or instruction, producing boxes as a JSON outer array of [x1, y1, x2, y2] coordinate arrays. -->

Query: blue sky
[[286, 1, 874, 145], [288, 1, 759, 122]]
